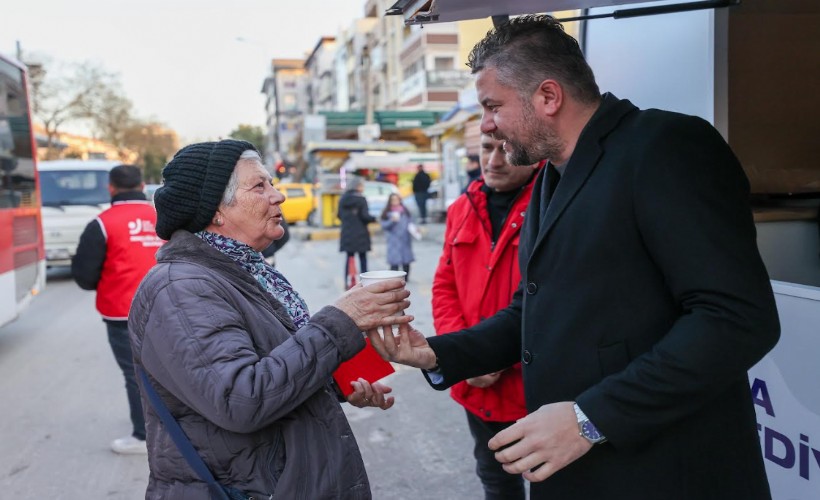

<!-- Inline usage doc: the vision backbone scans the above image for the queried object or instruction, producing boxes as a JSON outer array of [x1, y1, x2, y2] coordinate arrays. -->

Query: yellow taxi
[[274, 182, 316, 224]]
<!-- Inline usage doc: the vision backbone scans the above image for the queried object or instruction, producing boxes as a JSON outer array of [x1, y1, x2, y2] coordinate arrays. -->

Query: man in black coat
[[412, 164, 432, 223], [366, 15, 780, 500]]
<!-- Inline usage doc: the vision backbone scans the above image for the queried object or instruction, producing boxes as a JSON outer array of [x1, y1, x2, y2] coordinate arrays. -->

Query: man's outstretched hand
[[365, 323, 437, 370]]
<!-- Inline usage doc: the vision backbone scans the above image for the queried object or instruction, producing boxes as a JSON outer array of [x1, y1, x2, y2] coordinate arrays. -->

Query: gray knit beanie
[[153, 139, 258, 240]]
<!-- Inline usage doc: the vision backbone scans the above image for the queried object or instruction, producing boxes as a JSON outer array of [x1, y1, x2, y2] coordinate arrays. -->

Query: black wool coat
[[427, 94, 780, 500], [338, 190, 376, 254]]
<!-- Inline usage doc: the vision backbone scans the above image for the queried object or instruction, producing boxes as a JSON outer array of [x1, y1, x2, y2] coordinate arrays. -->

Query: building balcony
[[399, 70, 471, 103]]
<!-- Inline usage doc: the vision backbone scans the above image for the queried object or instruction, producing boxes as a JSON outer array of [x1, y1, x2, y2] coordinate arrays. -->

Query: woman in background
[[380, 193, 415, 280]]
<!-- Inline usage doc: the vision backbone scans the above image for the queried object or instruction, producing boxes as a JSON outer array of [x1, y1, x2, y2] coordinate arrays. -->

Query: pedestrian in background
[[380, 193, 415, 280], [411, 164, 431, 223], [432, 133, 541, 499], [367, 14, 779, 500], [131, 140, 409, 499], [72, 164, 163, 455], [338, 176, 375, 287], [463, 154, 482, 193]]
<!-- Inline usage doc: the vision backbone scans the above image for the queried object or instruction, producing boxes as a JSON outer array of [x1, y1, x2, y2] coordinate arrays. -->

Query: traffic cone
[[346, 255, 358, 290]]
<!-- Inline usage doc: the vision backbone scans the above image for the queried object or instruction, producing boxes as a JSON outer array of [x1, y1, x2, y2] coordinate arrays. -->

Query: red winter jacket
[[432, 172, 540, 422]]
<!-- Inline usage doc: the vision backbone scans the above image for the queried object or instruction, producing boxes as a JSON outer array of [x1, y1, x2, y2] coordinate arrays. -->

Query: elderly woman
[[129, 140, 410, 499]]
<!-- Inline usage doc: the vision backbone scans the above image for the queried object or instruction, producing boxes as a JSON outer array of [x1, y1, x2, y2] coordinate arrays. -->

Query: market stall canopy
[[386, 0, 658, 24], [305, 140, 417, 156], [385, 0, 738, 25], [345, 151, 441, 171]]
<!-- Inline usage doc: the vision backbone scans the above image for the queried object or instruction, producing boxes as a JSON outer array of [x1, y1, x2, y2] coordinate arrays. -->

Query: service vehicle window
[[40, 170, 110, 206]]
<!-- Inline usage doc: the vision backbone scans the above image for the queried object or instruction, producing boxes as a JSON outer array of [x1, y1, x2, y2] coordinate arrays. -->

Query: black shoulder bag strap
[[137, 366, 231, 500]]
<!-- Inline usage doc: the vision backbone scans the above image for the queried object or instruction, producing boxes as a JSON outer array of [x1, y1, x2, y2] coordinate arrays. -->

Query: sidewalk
[[290, 221, 446, 245]]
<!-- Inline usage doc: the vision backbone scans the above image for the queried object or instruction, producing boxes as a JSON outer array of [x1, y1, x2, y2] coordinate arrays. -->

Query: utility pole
[[363, 42, 374, 126]]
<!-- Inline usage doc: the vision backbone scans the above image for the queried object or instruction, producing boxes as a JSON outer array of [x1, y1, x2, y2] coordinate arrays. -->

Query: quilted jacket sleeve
[[137, 273, 364, 433]]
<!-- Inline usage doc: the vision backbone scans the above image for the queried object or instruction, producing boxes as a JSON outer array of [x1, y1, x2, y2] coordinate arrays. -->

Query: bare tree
[[28, 58, 120, 159], [84, 84, 135, 150]]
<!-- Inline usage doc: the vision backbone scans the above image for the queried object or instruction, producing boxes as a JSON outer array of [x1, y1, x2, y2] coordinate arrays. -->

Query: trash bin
[[320, 191, 342, 227]]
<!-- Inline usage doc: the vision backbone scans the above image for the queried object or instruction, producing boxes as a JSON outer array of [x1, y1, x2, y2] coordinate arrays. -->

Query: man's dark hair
[[109, 165, 143, 190], [467, 14, 600, 105], [467, 154, 480, 165]]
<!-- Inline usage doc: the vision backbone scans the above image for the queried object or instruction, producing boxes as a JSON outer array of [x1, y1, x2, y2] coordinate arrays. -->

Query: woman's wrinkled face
[[217, 160, 286, 251]]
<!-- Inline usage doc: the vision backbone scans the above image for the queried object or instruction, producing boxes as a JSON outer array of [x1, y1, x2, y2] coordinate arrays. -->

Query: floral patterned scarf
[[196, 231, 310, 329]]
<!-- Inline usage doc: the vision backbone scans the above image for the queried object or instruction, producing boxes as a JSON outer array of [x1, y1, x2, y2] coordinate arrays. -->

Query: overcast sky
[[1, 0, 366, 144]]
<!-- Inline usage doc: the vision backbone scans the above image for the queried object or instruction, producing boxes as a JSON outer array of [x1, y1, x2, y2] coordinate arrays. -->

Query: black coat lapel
[[531, 94, 638, 252]]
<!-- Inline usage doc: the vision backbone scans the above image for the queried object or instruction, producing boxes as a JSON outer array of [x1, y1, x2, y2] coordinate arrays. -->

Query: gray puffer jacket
[[129, 230, 371, 499]]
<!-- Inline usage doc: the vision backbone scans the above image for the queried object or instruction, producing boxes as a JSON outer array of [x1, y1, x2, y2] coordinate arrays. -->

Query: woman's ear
[[213, 211, 224, 226]]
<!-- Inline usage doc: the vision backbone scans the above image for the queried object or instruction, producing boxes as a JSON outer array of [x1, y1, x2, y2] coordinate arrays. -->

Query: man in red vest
[[72, 165, 163, 454], [432, 133, 542, 499]]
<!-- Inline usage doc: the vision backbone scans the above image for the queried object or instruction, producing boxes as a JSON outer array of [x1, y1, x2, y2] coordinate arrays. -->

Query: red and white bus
[[0, 53, 45, 329]]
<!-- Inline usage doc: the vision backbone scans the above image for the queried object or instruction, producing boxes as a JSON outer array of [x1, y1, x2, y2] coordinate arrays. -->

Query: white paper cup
[[359, 270, 407, 286], [359, 270, 407, 337]]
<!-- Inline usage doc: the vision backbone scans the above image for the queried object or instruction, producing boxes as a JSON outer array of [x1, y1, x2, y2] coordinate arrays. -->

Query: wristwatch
[[573, 403, 607, 444]]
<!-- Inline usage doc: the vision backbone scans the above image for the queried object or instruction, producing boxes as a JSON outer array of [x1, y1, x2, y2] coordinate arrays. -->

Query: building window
[[434, 57, 454, 71]]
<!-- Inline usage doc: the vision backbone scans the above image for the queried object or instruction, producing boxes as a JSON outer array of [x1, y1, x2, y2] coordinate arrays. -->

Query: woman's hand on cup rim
[[334, 278, 412, 331]]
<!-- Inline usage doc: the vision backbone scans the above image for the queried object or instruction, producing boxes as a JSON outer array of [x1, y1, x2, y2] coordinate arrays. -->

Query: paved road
[[0, 223, 492, 499]]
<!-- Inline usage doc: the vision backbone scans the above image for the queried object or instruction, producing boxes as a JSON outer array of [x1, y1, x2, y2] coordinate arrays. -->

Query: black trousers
[[389, 263, 410, 281], [106, 320, 146, 440], [465, 410, 525, 500], [345, 252, 368, 287]]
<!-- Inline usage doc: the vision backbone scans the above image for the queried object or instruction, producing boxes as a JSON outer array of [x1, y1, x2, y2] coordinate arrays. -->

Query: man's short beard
[[505, 101, 564, 166]]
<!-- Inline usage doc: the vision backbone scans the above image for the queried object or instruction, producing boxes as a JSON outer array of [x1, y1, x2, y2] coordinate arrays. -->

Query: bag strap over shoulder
[[137, 366, 232, 500]]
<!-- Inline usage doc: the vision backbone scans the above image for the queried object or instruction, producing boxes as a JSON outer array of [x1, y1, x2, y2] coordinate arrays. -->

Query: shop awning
[[319, 110, 444, 132], [424, 106, 479, 137]]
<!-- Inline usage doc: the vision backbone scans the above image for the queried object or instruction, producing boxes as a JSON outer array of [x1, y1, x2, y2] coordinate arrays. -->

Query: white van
[[38, 159, 123, 267]]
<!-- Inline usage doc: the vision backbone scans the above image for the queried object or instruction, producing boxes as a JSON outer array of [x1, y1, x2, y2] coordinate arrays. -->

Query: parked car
[[143, 183, 161, 202], [362, 180, 400, 219], [274, 182, 316, 224], [38, 159, 123, 267]]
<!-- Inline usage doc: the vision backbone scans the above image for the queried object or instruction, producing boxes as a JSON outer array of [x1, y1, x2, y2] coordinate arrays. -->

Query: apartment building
[[261, 59, 308, 167], [304, 37, 337, 114]]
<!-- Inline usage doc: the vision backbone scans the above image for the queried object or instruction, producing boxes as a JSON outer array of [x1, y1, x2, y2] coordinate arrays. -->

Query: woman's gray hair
[[221, 149, 264, 206]]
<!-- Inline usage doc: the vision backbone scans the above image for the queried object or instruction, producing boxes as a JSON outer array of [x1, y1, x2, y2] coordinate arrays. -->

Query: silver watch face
[[581, 420, 604, 442]]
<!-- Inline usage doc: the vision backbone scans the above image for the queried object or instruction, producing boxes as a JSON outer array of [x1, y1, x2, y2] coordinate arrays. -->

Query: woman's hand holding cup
[[334, 274, 411, 331]]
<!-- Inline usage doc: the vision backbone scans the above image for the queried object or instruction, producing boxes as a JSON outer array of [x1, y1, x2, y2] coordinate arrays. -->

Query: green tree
[[122, 121, 180, 182], [228, 124, 265, 152]]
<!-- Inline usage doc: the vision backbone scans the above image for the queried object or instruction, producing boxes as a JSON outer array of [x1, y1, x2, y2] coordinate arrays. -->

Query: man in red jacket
[[432, 133, 541, 499], [72, 165, 163, 454]]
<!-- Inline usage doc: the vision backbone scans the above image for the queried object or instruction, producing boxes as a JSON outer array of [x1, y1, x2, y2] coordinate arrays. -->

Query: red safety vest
[[96, 201, 163, 320]]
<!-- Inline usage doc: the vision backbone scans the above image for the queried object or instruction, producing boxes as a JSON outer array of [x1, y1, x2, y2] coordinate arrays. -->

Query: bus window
[[0, 54, 45, 329]]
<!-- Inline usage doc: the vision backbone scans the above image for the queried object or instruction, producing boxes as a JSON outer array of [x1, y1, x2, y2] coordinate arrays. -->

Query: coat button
[[526, 282, 537, 294], [523, 350, 533, 364], [511, 222, 517, 228]]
